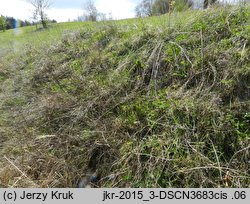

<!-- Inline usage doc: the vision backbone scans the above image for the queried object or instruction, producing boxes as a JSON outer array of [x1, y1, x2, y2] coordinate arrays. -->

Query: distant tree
[[135, 0, 194, 17], [152, 0, 170, 15], [32, 10, 39, 29], [174, 0, 193, 11], [135, 0, 154, 17], [0, 16, 32, 30], [51, 19, 57, 23], [77, 15, 86, 22], [6, 17, 16, 29], [23, 20, 31, 27], [28, 0, 52, 28], [108, 12, 113, 21], [135, 0, 170, 17], [20, 20, 25, 27], [99, 13, 107, 21], [83, 0, 98, 21], [203, 0, 217, 9], [0, 15, 6, 32]]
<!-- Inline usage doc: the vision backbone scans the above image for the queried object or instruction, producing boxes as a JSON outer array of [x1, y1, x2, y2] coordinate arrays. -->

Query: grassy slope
[[0, 22, 96, 57], [0, 6, 249, 188]]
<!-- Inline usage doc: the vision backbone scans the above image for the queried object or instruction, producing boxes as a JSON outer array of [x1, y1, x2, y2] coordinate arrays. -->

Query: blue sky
[[0, 0, 141, 22], [52, 0, 85, 9]]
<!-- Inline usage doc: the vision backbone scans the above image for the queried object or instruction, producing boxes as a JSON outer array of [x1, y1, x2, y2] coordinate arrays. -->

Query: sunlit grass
[[0, 21, 97, 56], [0, 9, 202, 57]]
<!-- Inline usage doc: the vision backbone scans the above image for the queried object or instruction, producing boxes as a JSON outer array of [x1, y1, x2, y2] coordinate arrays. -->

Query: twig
[[169, 41, 194, 68], [4, 156, 28, 178], [241, 42, 246, 59], [209, 139, 223, 181], [227, 146, 250, 170], [4, 155, 38, 187]]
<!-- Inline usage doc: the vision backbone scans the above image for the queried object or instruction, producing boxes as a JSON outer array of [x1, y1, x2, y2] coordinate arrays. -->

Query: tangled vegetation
[[0, 6, 249, 187]]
